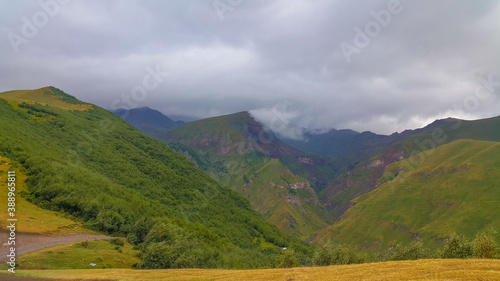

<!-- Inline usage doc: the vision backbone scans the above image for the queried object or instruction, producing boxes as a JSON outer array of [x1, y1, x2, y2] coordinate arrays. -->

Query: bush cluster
[[312, 230, 499, 267]]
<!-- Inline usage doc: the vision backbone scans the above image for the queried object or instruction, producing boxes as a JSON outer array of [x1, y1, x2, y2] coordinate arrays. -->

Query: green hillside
[[315, 139, 500, 250], [0, 87, 312, 269], [319, 116, 500, 218], [163, 112, 335, 239]]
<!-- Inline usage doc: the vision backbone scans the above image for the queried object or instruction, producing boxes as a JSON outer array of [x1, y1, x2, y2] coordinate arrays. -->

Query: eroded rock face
[[289, 182, 308, 190], [298, 157, 313, 165]]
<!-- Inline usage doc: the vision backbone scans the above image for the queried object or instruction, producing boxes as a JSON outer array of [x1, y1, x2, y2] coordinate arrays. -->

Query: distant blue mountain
[[113, 107, 185, 138]]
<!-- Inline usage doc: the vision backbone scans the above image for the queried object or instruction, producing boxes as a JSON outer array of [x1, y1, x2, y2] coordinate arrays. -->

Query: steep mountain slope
[[113, 107, 184, 138], [0, 87, 311, 268], [282, 125, 432, 172], [317, 116, 500, 218], [315, 139, 500, 249], [162, 112, 336, 239], [283, 129, 389, 170]]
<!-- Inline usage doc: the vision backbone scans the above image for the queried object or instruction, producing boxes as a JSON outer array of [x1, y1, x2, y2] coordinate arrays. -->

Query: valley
[[0, 87, 498, 280]]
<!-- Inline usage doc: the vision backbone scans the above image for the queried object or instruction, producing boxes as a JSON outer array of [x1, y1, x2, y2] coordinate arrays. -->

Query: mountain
[[295, 116, 500, 218], [113, 107, 184, 138], [282, 128, 427, 172], [162, 112, 336, 239], [0, 87, 311, 269], [315, 139, 500, 249]]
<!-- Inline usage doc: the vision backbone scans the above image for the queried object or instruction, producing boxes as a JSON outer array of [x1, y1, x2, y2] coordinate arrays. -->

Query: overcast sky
[[1, 0, 499, 138]]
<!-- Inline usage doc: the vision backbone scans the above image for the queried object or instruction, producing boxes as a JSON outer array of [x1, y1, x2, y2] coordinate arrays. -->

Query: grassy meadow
[[18, 238, 140, 270], [5, 259, 500, 280]]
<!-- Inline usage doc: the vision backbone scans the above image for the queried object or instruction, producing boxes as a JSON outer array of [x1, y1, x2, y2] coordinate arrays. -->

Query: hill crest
[[0, 86, 92, 110]]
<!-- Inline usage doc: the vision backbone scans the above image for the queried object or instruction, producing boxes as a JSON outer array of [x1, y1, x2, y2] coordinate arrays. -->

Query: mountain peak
[[164, 110, 303, 158], [113, 107, 183, 137], [0, 87, 91, 110]]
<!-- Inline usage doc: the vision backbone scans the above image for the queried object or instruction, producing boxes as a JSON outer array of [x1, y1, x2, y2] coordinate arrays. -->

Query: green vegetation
[[0, 86, 92, 110], [473, 230, 498, 259], [0, 87, 312, 269], [313, 243, 366, 266], [310, 116, 500, 221], [0, 156, 94, 234], [163, 112, 335, 238], [231, 158, 334, 239], [440, 234, 473, 259], [315, 139, 500, 251], [385, 239, 430, 261], [275, 249, 301, 268], [18, 239, 139, 269], [312, 230, 498, 267]]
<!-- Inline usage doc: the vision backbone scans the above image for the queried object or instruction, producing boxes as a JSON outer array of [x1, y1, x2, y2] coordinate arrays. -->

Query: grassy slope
[[397, 117, 500, 153], [0, 87, 310, 268], [164, 111, 251, 148], [0, 87, 92, 111], [18, 238, 139, 270], [319, 116, 500, 219], [316, 139, 500, 249], [232, 158, 333, 239], [9, 259, 500, 281], [0, 156, 94, 235], [164, 112, 335, 238]]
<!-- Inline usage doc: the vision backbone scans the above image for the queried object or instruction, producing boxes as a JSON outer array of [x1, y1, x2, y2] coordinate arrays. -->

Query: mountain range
[[2, 87, 499, 268], [0, 87, 311, 269], [117, 105, 500, 249], [114, 107, 185, 139], [161, 111, 336, 239]]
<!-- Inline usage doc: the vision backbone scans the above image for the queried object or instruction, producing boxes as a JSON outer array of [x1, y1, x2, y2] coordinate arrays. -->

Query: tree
[[95, 210, 124, 233], [472, 230, 498, 259], [313, 244, 365, 266], [389, 239, 429, 261], [276, 249, 300, 268], [441, 234, 473, 259]]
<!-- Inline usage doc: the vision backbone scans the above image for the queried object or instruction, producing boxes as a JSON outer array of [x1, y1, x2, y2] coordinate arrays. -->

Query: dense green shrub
[[275, 249, 300, 268], [440, 234, 473, 259], [313, 244, 365, 266], [472, 230, 498, 259], [109, 238, 125, 246], [388, 239, 429, 261]]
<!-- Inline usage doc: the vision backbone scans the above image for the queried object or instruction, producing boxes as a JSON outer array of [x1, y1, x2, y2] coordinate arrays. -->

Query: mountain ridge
[[0, 87, 312, 268], [162, 111, 336, 238], [113, 107, 185, 138], [315, 139, 500, 249]]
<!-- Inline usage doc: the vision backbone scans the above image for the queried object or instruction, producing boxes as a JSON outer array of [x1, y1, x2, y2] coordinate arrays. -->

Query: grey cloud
[[0, 0, 499, 135]]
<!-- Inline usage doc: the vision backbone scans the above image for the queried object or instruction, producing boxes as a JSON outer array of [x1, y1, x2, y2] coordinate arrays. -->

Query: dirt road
[[0, 230, 109, 263]]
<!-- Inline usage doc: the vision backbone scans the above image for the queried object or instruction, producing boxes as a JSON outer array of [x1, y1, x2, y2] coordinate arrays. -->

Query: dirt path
[[0, 230, 109, 263]]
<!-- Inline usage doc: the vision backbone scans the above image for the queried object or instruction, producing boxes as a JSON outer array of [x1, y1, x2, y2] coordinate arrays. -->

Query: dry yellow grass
[[0, 156, 95, 235], [10, 259, 500, 281], [0, 87, 92, 111]]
